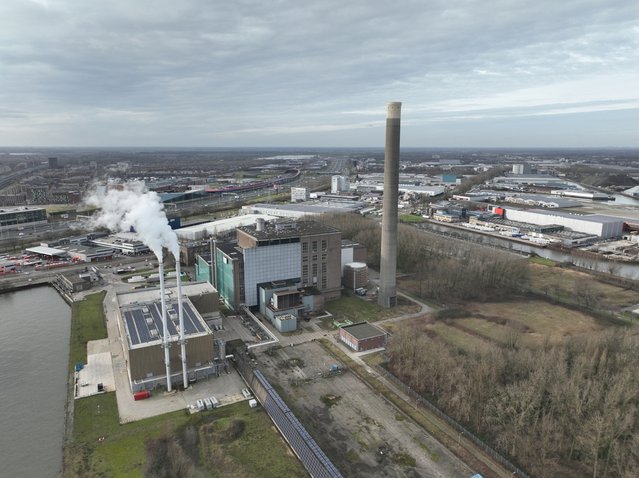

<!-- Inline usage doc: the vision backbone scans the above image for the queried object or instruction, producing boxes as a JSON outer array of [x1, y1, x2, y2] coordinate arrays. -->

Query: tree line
[[387, 328, 639, 478], [316, 213, 529, 301]]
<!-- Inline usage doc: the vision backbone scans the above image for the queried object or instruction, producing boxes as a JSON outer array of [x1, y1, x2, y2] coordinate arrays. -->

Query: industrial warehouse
[[116, 283, 223, 392]]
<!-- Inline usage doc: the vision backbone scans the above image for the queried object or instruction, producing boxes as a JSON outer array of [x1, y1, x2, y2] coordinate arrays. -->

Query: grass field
[[528, 256, 556, 267], [428, 321, 493, 352], [68, 291, 107, 368], [399, 214, 426, 223], [325, 292, 419, 324], [435, 300, 604, 347], [65, 395, 306, 478], [529, 263, 639, 310]]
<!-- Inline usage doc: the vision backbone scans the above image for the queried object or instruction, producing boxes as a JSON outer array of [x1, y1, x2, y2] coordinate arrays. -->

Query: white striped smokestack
[[159, 260, 172, 391], [175, 259, 188, 389]]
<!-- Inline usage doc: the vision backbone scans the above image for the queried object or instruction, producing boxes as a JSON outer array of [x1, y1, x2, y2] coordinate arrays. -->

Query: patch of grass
[[361, 351, 385, 367], [346, 448, 360, 462], [395, 413, 407, 421], [325, 292, 419, 323], [528, 256, 556, 267], [68, 291, 107, 369], [73, 392, 121, 443], [399, 214, 426, 223], [454, 318, 516, 344], [320, 394, 342, 407], [436, 308, 470, 319], [65, 399, 307, 478], [529, 263, 639, 310], [428, 322, 491, 353], [392, 451, 416, 467], [464, 301, 602, 343], [418, 441, 440, 462]]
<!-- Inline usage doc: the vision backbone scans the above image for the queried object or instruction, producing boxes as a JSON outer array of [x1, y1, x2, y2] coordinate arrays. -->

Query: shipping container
[[133, 390, 151, 401]]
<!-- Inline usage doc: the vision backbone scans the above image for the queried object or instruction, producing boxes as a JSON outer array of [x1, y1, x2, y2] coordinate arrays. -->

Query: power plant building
[[215, 219, 342, 313], [116, 283, 220, 392]]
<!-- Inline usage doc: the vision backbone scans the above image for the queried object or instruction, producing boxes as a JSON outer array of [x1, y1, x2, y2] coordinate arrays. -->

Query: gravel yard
[[256, 341, 472, 478]]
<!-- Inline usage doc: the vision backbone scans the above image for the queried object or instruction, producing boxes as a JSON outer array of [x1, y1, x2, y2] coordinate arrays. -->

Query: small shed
[[339, 321, 386, 352]]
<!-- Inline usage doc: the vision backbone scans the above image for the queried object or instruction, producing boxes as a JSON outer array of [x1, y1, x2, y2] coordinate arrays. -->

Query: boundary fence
[[376, 364, 531, 478]]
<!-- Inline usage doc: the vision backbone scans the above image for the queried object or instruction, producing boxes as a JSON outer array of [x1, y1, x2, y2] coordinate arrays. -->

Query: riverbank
[[418, 221, 639, 280], [0, 287, 71, 478]]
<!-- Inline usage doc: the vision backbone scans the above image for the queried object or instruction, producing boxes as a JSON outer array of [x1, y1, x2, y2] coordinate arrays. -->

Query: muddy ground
[[256, 341, 472, 478]]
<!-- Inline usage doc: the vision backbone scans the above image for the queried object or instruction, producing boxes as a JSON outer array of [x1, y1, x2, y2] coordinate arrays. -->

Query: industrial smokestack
[[256, 217, 265, 232], [175, 258, 188, 389], [378, 102, 401, 308], [159, 260, 172, 391]]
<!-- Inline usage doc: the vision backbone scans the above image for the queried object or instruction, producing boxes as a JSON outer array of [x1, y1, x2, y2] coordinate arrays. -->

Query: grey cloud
[[0, 0, 638, 146]]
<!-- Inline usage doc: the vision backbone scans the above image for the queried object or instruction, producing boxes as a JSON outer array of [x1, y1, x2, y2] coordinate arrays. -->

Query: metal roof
[[25, 245, 68, 257], [238, 219, 339, 241], [121, 297, 209, 348]]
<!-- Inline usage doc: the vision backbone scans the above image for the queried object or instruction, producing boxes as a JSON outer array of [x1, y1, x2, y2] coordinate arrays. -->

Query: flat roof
[[216, 241, 242, 259], [341, 321, 385, 341], [246, 202, 362, 214], [120, 297, 209, 348], [508, 194, 581, 208], [517, 209, 625, 224], [238, 219, 339, 241], [117, 282, 217, 307], [0, 207, 46, 214], [25, 245, 68, 257], [175, 214, 278, 239]]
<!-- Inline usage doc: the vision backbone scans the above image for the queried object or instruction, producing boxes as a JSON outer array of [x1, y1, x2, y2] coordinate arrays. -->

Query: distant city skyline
[[1, 1, 638, 148]]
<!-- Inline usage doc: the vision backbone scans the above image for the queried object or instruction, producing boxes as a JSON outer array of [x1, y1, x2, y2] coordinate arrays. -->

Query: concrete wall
[[128, 334, 215, 383], [243, 242, 301, 306]]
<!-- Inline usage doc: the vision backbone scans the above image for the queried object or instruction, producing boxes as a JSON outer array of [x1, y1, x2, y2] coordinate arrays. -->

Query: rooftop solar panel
[[121, 297, 209, 348]]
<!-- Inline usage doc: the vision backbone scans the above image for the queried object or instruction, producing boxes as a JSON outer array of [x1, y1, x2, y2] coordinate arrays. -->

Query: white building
[[512, 163, 532, 175], [175, 214, 277, 241], [331, 175, 350, 194], [91, 233, 150, 255], [502, 208, 625, 238], [290, 187, 309, 202]]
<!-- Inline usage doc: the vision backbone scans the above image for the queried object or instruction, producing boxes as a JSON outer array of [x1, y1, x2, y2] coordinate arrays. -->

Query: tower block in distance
[[378, 101, 401, 308]]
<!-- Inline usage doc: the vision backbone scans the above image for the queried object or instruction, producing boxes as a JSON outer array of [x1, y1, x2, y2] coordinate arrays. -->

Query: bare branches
[[387, 329, 639, 477]]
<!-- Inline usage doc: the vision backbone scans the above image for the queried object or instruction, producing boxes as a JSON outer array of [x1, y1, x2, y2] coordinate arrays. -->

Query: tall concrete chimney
[[378, 102, 401, 308]]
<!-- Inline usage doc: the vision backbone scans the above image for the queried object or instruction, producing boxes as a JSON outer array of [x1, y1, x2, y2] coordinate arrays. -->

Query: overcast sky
[[1, 0, 638, 148]]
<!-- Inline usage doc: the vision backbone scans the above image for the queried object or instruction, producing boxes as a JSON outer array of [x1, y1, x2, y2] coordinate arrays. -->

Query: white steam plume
[[85, 182, 179, 261]]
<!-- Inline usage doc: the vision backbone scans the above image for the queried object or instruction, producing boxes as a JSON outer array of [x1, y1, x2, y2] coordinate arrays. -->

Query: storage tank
[[343, 262, 368, 290], [215, 339, 226, 361]]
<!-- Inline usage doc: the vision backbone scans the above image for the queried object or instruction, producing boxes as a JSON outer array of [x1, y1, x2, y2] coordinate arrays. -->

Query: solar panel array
[[122, 299, 207, 346], [253, 369, 343, 478]]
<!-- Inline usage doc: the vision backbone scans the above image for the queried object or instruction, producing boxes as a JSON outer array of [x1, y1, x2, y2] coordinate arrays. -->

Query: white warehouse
[[503, 208, 625, 238]]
